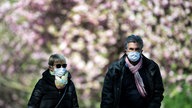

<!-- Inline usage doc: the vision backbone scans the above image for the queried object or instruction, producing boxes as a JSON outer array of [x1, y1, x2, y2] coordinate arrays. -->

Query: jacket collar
[[117, 53, 150, 69], [42, 69, 72, 83]]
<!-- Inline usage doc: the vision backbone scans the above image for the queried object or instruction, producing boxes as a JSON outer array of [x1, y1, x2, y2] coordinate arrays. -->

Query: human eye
[[135, 48, 140, 51], [129, 48, 134, 51]]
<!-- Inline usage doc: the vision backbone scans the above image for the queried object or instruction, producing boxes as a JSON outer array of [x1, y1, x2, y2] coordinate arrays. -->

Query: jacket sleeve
[[101, 66, 115, 108], [71, 81, 79, 108], [28, 79, 44, 108], [148, 63, 164, 108]]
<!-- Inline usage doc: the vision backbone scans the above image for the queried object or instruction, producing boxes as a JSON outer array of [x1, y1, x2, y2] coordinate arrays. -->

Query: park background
[[0, 0, 192, 108]]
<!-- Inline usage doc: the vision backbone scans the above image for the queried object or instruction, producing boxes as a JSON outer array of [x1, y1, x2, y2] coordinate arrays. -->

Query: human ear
[[140, 50, 143, 53], [49, 66, 53, 71], [124, 48, 127, 53]]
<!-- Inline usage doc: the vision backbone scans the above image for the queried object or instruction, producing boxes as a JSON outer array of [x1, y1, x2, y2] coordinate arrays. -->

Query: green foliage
[[163, 82, 192, 108]]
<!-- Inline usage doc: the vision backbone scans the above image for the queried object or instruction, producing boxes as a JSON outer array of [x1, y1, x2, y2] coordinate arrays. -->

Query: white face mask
[[54, 68, 66, 77], [55, 72, 68, 85], [127, 52, 141, 62]]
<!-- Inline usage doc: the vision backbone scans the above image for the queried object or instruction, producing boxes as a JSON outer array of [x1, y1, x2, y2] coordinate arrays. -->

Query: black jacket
[[101, 54, 164, 108], [28, 69, 79, 108]]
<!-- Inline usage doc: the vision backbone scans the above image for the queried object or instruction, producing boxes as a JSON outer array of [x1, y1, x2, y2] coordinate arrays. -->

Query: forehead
[[127, 42, 139, 48], [54, 60, 66, 64]]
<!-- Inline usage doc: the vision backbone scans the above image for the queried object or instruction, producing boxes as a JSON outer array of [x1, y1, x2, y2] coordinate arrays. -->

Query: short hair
[[124, 34, 143, 50], [48, 54, 66, 66]]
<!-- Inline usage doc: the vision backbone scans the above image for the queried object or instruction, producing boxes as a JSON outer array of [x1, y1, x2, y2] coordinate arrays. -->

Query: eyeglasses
[[54, 64, 67, 68]]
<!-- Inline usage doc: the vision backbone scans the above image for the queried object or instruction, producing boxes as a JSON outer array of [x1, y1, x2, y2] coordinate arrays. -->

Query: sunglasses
[[55, 64, 67, 68]]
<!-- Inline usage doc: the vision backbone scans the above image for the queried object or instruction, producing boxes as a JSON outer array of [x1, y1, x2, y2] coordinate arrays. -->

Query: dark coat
[[28, 69, 79, 108], [101, 54, 164, 108]]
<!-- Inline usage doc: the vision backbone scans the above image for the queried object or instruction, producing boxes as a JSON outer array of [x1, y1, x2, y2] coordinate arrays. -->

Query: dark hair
[[48, 54, 66, 66], [124, 34, 143, 50]]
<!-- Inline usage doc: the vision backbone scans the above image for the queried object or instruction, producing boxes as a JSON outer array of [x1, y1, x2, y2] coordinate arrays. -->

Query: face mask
[[54, 68, 66, 77], [127, 52, 141, 62]]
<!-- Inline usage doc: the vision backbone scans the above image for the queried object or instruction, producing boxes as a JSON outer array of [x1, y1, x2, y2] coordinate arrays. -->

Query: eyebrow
[[129, 48, 140, 50]]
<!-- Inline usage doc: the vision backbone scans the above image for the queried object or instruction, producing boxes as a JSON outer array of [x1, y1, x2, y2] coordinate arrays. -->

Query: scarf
[[125, 56, 147, 97], [55, 72, 68, 89]]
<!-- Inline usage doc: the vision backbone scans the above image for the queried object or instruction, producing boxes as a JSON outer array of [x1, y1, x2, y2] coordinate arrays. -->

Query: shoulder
[[142, 55, 160, 76], [110, 54, 126, 69], [67, 80, 77, 93], [66, 72, 76, 87], [35, 78, 48, 87], [143, 55, 159, 68], [107, 55, 126, 77]]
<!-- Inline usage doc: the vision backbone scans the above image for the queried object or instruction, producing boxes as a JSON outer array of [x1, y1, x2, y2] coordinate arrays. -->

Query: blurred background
[[0, 0, 192, 108]]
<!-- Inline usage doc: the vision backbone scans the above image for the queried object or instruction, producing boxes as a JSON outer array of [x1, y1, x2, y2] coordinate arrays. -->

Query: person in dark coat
[[28, 54, 79, 108], [101, 35, 164, 108]]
